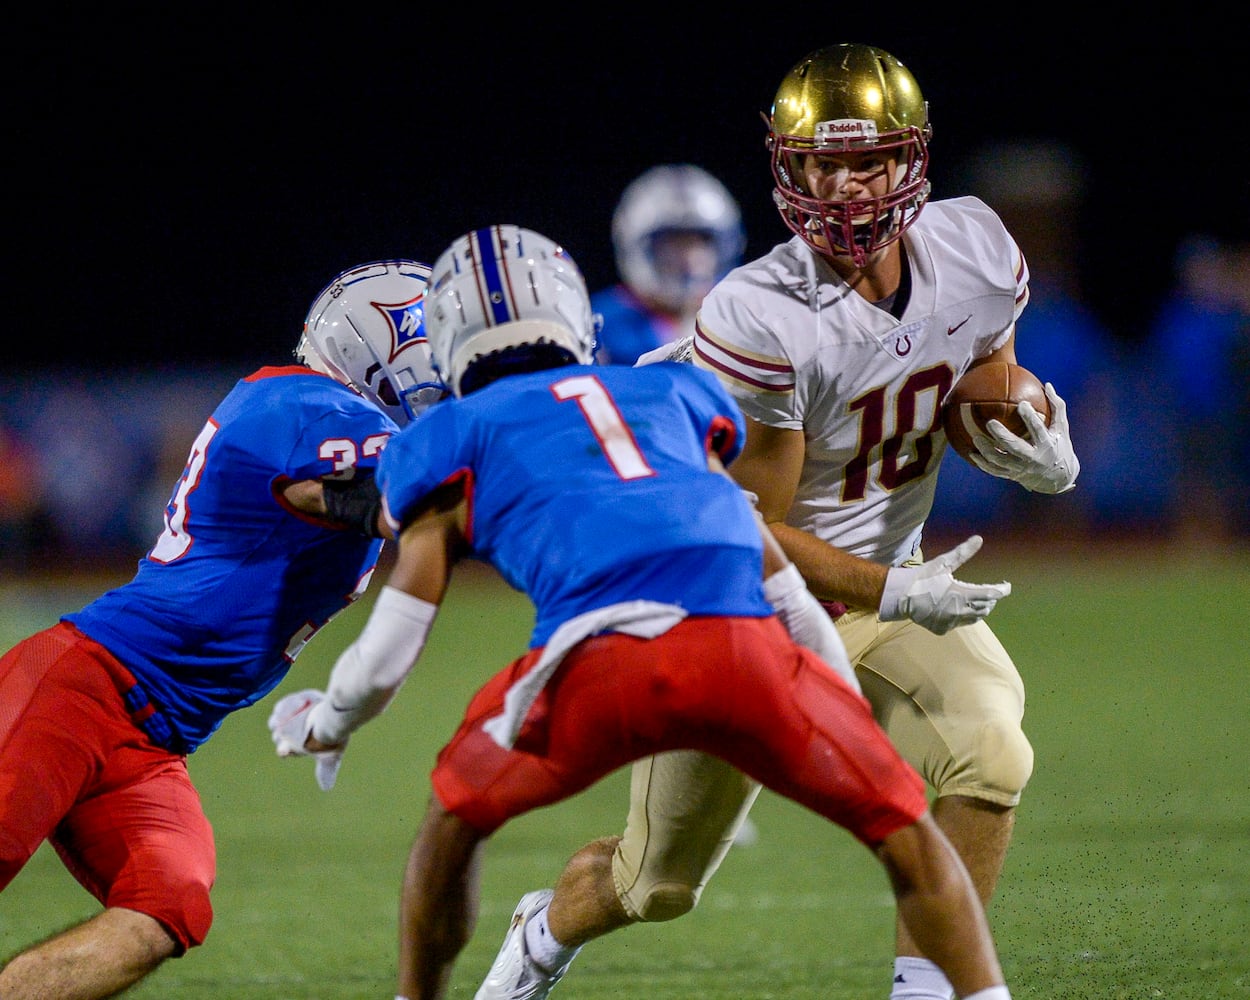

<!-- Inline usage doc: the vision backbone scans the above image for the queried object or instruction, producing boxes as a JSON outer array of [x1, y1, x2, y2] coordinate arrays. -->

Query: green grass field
[[2, 548, 1248, 998]]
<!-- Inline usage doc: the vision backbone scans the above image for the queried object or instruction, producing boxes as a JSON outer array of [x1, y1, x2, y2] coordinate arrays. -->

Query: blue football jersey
[[378, 362, 772, 648], [591, 284, 683, 365], [67, 367, 397, 752]]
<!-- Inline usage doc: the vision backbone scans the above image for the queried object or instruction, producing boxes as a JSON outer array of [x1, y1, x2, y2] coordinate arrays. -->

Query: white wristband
[[762, 561, 806, 605], [310, 586, 437, 745], [878, 564, 914, 621]]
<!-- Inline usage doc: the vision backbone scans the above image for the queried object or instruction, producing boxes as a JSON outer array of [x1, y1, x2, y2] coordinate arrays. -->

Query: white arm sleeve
[[308, 585, 438, 745], [763, 563, 861, 694]]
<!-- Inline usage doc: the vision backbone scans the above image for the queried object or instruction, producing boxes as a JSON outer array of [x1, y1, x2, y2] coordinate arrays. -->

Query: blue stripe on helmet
[[473, 227, 512, 327]]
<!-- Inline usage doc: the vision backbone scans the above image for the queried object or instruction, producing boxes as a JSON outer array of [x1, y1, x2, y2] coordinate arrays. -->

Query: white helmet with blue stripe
[[424, 226, 600, 397], [296, 259, 444, 425]]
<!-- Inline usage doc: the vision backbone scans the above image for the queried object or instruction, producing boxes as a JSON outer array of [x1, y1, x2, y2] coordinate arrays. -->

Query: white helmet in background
[[611, 164, 746, 314], [296, 259, 443, 425], [424, 226, 600, 397]]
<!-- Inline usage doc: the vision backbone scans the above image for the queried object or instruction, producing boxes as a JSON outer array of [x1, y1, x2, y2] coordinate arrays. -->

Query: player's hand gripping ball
[[942, 361, 1051, 464]]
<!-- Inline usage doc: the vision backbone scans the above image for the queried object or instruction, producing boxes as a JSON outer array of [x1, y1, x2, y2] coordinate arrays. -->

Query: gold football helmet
[[766, 43, 932, 266]]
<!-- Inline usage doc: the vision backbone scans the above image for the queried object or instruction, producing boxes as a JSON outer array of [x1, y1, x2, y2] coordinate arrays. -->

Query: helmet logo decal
[[815, 119, 879, 145], [374, 297, 427, 361]]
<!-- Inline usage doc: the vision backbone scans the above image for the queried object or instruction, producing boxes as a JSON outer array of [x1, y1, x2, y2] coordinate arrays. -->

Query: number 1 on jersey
[[552, 375, 656, 481]]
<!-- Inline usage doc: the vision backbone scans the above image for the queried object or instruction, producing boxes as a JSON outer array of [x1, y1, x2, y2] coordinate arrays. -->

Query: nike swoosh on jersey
[[947, 316, 972, 335]]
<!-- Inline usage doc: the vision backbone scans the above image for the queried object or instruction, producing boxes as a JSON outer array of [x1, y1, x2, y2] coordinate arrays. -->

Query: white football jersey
[[694, 196, 1028, 565]]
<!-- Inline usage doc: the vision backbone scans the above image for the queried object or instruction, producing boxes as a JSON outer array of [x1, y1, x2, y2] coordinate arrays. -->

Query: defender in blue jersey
[[0, 260, 442, 999], [269, 227, 1013, 1000]]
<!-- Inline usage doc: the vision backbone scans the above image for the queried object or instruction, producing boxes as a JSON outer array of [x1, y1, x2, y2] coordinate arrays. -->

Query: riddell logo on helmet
[[815, 119, 878, 144]]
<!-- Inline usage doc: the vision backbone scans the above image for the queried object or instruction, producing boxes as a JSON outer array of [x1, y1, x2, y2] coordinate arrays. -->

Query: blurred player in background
[[1147, 233, 1250, 540], [485, 42, 1080, 1000], [591, 163, 746, 365], [935, 138, 1126, 539], [268, 224, 1014, 1000], [0, 260, 442, 999]]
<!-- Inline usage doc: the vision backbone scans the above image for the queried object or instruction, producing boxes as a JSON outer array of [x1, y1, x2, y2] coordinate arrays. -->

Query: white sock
[[963, 988, 1011, 1000], [891, 956, 954, 1000], [523, 903, 581, 972]]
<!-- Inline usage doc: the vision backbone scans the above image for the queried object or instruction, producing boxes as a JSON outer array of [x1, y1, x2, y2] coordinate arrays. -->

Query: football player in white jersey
[[477, 43, 1075, 1000]]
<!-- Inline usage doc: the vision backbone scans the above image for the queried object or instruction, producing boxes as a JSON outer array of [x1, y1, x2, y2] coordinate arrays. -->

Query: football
[[942, 361, 1050, 463]]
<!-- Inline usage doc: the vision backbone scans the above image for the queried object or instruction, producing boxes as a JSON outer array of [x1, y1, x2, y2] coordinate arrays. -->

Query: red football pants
[[0, 622, 215, 951], [433, 615, 926, 842]]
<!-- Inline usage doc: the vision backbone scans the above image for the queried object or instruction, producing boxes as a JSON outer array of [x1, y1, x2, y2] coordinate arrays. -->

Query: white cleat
[[475, 890, 578, 1000]]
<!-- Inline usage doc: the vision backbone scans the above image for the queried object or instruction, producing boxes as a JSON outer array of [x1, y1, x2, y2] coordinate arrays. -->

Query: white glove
[[267, 689, 345, 791], [964, 382, 1080, 494], [879, 535, 1011, 635], [635, 335, 693, 366], [764, 563, 861, 694]]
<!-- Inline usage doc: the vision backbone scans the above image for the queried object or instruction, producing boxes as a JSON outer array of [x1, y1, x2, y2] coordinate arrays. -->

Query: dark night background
[[10, 14, 1248, 368], [4, 12, 1248, 566]]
